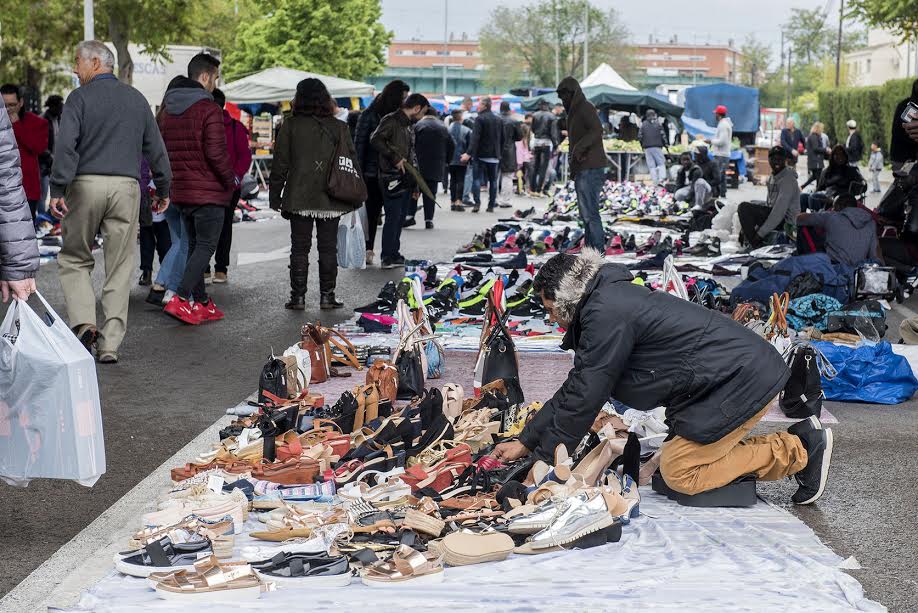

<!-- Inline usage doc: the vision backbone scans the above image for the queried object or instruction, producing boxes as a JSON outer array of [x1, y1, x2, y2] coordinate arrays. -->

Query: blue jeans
[[154, 204, 189, 291], [644, 147, 666, 184], [462, 162, 474, 202], [472, 160, 499, 209], [575, 167, 606, 251], [715, 155, 729, 197], [381, 190, 410, 260]]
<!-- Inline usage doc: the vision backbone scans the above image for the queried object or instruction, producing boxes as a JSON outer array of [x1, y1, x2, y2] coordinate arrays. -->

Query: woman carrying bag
[[270, 79, 362, 311]]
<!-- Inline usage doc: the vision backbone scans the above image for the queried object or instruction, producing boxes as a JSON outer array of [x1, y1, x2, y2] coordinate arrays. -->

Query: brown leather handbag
[[301, 324, 331, 384], [366, 360, 398, 404]]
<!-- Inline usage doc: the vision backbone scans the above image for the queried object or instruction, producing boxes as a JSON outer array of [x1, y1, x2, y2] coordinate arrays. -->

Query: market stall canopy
[[580, 63, 636, 91], [522, 85, 683, 118], [222, 67, 375, 103], [682, 83, 760, 133]]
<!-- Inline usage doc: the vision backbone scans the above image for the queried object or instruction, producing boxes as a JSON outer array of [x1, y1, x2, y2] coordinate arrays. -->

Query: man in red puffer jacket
[[158, 53, 236, 325]]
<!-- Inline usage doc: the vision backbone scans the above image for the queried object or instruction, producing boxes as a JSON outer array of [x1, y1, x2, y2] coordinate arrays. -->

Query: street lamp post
[[442, 0, 448, 97], [84, 0, 94, 40], [583, 5, 589, 81]]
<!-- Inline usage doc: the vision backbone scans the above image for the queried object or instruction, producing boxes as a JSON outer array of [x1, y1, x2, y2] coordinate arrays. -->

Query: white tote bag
[[337, 210, 366, 269], [0, 293, 105, 487]]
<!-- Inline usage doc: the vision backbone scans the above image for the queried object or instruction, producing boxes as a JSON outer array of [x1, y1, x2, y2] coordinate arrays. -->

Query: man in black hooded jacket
[[492, 250, 834, 505]]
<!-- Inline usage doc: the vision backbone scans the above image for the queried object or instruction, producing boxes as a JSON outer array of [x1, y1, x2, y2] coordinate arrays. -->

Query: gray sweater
[[0, 107, 39, 280], [760, 167, 801, 238], [50, 75, 171, 198]]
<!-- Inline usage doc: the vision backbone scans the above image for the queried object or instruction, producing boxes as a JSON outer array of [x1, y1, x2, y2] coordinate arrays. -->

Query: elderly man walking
[[50, 41, 172, 364]]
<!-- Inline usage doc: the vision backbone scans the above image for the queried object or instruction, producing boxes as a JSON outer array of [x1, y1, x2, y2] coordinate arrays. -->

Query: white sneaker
[[239, 523, 348, 561], [162, 289, 176, 305], [203, 271, 213, 285], [366, 250, 375, 266]]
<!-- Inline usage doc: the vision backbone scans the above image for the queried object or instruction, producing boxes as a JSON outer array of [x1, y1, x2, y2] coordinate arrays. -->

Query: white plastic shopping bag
[[337, 211, 366, 269], [662, 255, 689, 301], [0, 292, 105, 487]]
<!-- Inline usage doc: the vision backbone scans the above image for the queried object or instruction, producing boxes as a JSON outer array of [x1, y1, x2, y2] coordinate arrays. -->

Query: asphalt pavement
[[0, 186, 916, 611]]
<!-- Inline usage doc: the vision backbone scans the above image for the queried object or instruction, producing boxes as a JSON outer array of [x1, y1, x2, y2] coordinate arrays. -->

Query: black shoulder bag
[[780, 343, 823, 419], [314, 118, 367, 204]]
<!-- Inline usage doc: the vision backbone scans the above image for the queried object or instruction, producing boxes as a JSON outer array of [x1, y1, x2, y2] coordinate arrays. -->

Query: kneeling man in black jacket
[[492, 250, 833, 504]]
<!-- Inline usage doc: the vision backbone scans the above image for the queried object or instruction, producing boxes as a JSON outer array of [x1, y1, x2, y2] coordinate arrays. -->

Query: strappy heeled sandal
[[442, 383, 464, 420], [361, 545, 444, 586], [152, 555, 274, 602]]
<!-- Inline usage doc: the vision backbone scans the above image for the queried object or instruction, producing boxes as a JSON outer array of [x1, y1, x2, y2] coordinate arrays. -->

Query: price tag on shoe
[[207, 474, 225, 494]]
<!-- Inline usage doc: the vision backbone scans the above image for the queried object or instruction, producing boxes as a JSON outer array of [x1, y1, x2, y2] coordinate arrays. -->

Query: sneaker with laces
[[193, 299, 225, 323], [791, 427, 833, 505], [164, 296, 202, 325]]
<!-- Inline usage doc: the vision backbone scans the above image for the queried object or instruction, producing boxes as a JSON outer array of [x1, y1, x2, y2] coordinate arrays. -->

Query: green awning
[[522, 84, 683, 118]]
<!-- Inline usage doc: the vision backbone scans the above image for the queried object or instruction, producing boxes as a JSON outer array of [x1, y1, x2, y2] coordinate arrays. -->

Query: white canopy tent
[[222, 67, 374, 103], [580, 63, 636, 91]]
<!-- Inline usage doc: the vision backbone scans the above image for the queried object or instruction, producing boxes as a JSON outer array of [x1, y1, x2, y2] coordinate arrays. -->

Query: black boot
[[285, 258, 308, 310], [320, 290, 344, 310], [139, 270, 152, 286]]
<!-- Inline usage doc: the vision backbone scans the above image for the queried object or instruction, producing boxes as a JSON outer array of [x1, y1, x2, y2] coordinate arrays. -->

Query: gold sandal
[[361, 545, 444, 586]]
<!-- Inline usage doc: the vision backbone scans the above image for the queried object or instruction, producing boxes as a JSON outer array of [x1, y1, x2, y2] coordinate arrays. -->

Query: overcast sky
[[381, 0, 839, 56]]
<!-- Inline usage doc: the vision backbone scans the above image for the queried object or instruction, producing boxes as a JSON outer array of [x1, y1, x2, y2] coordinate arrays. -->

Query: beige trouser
[[659, 399, 808, 495], [58, 175, 140, 353]]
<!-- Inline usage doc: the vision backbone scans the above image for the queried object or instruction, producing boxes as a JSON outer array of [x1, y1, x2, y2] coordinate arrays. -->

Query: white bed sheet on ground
[[58, 491, 883, 613]]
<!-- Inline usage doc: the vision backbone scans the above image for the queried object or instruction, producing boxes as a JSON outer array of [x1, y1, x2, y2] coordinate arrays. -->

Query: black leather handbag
[[780, 344, 823, 419], [258, 356, 289, 406], [481, 309, 520, 390], [395, 346, 425, 400]]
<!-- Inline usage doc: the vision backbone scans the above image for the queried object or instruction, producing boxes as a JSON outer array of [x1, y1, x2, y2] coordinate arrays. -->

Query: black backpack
[[780, 344, 823, 419], [258, 356, 289, 406], [785, 272, 824, 299]]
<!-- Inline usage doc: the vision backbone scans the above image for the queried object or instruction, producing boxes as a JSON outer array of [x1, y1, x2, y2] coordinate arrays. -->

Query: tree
[[738, 35, 771, 88], [224, 0, 391, 82], [0, 0, 80, 101], [783, 7, 866, 69], [480, 0, 632, 89], [95, 0, 197, 85], [848, 0, 918, 41]]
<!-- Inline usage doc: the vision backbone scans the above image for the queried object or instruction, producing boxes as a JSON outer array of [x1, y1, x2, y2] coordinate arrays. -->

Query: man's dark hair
[[0, 84, 21, 99], [768, 146, 786, 161], [450, 108, 463, 121], [403, 93, 430, 109], [533, 253, 578, 301], [462, 96, 473, 106], [424, 106, 439, 117], [680, 152, 692, 164], [829, 144, 849, 166], [212, 87, 226, 108], [833, 193, 858, 210], [373, 79, 410, 117], [480, 97, 492, 111], [187, 53, 220, 81], [538, 100, 550, 110], [500, 101, 511, 113]]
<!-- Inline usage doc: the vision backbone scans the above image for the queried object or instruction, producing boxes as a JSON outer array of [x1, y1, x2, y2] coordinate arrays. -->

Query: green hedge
[[817, 78, 914, 162]]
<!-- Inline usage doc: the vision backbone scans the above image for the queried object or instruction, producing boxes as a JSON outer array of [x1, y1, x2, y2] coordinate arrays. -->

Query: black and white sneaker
[[787, 415, 822, 438], [791, 427, 833, 505]]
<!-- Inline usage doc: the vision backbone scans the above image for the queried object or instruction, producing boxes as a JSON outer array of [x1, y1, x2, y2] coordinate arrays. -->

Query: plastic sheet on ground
[[58, 491, 883, 612]]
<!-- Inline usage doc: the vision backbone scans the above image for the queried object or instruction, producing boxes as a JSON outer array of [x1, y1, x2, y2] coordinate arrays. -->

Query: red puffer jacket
[[157, 79, 235, 206]]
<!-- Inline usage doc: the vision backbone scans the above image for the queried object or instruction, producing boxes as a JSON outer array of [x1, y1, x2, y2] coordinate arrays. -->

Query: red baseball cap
[[715, 105, 728, 115]]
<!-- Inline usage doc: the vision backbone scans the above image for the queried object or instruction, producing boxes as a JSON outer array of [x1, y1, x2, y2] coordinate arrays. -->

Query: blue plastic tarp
[[682, 84, 760, 133], [814, 341, 918, 404], [682, 115, 716, 139]]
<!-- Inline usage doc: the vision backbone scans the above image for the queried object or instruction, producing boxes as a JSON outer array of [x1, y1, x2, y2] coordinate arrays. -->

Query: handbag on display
[[300, 324, 331, 384], [408, 276, 445, 379], [366, 360, 399, 404], [259, 355, 290, 406], [393, 299, 428, 401], [475, 287, 521, 395], [780, 343, 825, 419]]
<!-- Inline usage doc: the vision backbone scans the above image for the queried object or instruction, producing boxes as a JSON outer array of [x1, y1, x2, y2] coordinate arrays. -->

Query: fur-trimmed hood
[[553, 249, 632, 324]]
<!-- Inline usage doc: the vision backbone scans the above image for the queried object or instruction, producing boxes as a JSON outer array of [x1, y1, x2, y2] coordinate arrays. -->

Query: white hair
[[76, 41, 115, 71]]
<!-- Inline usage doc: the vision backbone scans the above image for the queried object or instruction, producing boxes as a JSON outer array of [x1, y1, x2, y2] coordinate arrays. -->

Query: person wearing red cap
[[710, 105, 732, 197]]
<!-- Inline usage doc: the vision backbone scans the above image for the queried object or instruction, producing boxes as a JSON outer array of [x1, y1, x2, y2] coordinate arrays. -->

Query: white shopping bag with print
[[0, 293, 105, 487], [337, 210, 366, 269]]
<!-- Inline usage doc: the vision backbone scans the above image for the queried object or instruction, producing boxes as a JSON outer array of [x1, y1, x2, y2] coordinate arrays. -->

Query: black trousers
[[178, 204, 225, 302], [139, 220, 172, 272], [531, 146, 552, 192], [290, 215, 339, 294], [207, 189, 241, 274], [801, 167, 821, 189], [449, 166, 467, 202], [364, 177, 383, 251], [737, 202, 773, 247], [407, 178, 438, 221]]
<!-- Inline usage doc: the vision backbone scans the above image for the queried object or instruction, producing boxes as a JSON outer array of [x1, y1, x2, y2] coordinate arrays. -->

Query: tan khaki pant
[[58, 175, 140, 353], [659, 399, 808, 495]]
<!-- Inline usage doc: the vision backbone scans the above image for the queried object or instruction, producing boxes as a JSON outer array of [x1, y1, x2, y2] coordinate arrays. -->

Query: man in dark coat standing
[[556, 77, 607, 251], [492, 250, 834, 506], [462, 97, 502, 213], [406, 108, 453, 229], [497, 101, 522, 208]]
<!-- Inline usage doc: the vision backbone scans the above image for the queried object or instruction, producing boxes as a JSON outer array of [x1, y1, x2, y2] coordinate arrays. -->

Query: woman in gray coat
[[0, 107, 39, 301]]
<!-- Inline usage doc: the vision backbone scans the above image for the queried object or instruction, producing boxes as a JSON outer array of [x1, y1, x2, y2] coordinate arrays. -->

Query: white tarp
[[60, 492, 882, 612], [581, 62, 637, 91], [222, 67, 374, 103]]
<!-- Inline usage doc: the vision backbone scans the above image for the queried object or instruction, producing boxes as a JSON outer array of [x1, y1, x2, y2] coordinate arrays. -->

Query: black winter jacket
[[531, 110, 557, 145], [890, 97, 918, 164], [370, 110, 415, 178], [468, 110, 502, 160], [414, 116, 453, 182], [499, 114, 523, 173], [518, 254, 789, 459], [557, 77, 607, 176], [638, 119, 666, 149], [354, 108, 381, 178]]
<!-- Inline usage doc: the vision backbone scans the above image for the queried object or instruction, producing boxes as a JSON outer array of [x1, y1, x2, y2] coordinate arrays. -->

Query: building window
[[413, 50, 426, 55], [867, 58, 872, 72]]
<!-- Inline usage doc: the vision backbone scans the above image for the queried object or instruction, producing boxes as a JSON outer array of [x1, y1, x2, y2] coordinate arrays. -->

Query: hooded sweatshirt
[[157, 76, 235, 206], [798, 206, 878, 266], [556, 77, 607, 176], [711, 116, 733, 157], [759, 166, 800, 238]]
